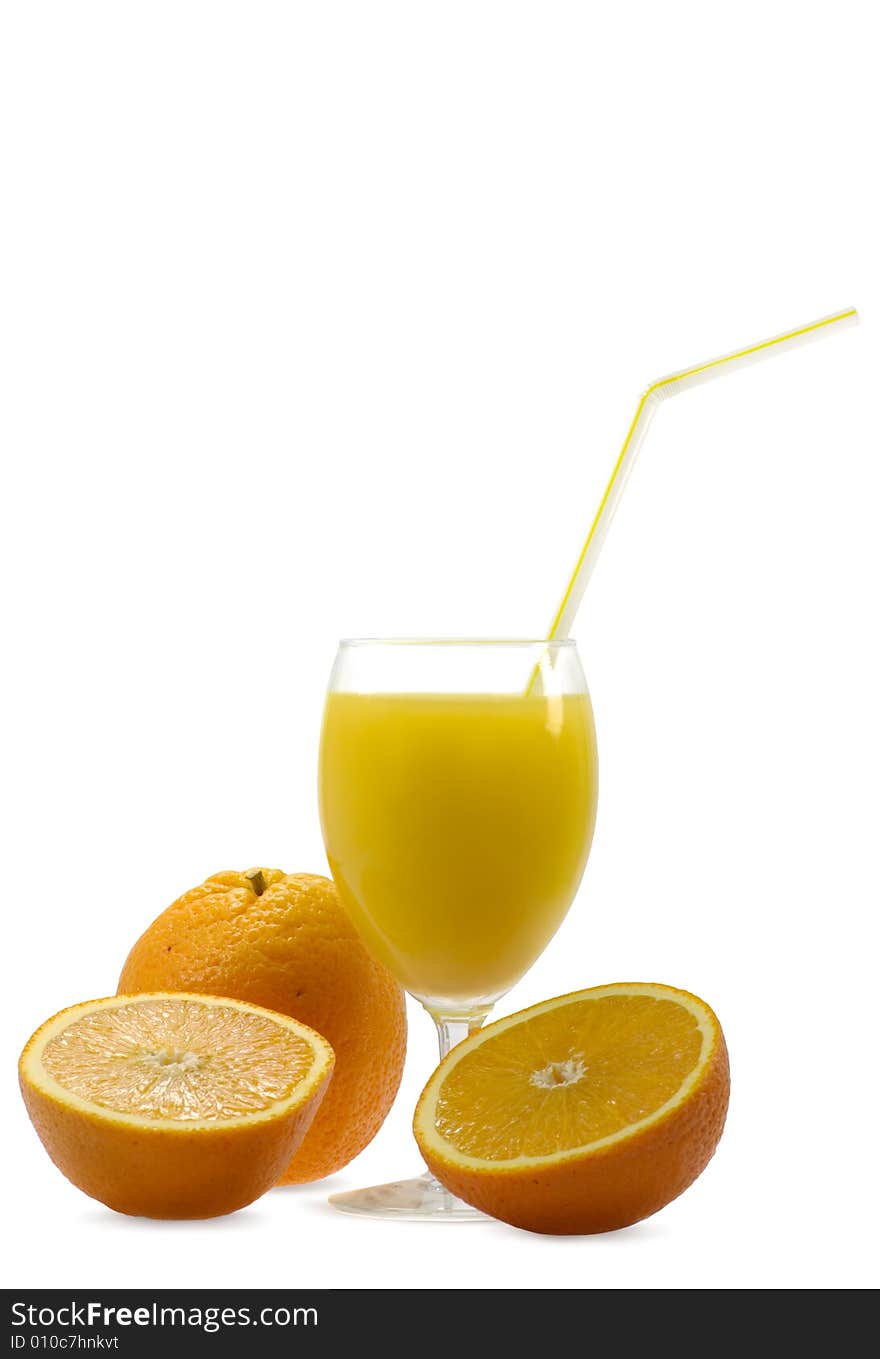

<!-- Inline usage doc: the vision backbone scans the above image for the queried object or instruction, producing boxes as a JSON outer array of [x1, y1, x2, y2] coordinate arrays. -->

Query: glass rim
[[337, 637, 577, 649]]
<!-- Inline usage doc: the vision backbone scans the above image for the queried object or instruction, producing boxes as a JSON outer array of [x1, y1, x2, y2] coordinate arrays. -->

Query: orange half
[[20, 993, 334, 1218], [414, 982, 729, 1234]]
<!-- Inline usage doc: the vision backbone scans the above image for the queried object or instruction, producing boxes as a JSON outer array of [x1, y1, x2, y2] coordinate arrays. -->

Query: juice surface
[[319, 692, 598, 1012]]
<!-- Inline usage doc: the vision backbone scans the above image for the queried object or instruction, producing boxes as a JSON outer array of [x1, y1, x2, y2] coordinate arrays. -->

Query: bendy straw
[[545, 306, 859, 644]]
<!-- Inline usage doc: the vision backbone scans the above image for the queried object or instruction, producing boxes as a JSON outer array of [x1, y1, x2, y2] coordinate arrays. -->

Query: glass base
[[328, 1171, 484, 1221]]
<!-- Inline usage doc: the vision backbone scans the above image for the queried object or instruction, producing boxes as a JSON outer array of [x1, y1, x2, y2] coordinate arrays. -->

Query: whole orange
[[118, 869, 406, 1183]]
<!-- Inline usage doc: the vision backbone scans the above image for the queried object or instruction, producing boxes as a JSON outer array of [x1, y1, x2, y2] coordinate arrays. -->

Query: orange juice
[[319, 692, 597, 1012]]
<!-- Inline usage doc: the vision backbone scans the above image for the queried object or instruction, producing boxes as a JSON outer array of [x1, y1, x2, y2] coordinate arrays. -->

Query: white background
[[1, 2, 878, 1291]]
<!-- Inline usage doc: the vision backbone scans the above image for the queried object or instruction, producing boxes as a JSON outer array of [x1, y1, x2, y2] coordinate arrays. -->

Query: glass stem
[[415, 1011, 491, 1209], [432, 1011, 488, 1063]]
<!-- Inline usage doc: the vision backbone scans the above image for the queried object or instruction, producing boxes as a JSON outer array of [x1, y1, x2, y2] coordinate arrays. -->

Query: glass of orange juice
[[319, 639, 598, 1217]]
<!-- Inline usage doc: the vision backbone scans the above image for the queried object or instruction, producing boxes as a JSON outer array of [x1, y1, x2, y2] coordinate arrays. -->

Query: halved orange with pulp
[[19, 993, 334, 1218], [414, 982, 729, 1234]]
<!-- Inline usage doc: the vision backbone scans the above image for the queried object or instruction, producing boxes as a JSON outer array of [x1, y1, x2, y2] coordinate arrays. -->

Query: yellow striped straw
[[546, 306, 859, 645]]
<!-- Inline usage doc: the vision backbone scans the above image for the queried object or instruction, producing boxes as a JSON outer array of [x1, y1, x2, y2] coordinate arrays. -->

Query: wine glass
[[318, 639, 598, 1217]]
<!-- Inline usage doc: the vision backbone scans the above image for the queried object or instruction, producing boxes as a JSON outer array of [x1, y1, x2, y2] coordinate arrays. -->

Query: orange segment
[[20, 993, 334, 1218], [415, 983, 729, 1234]]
